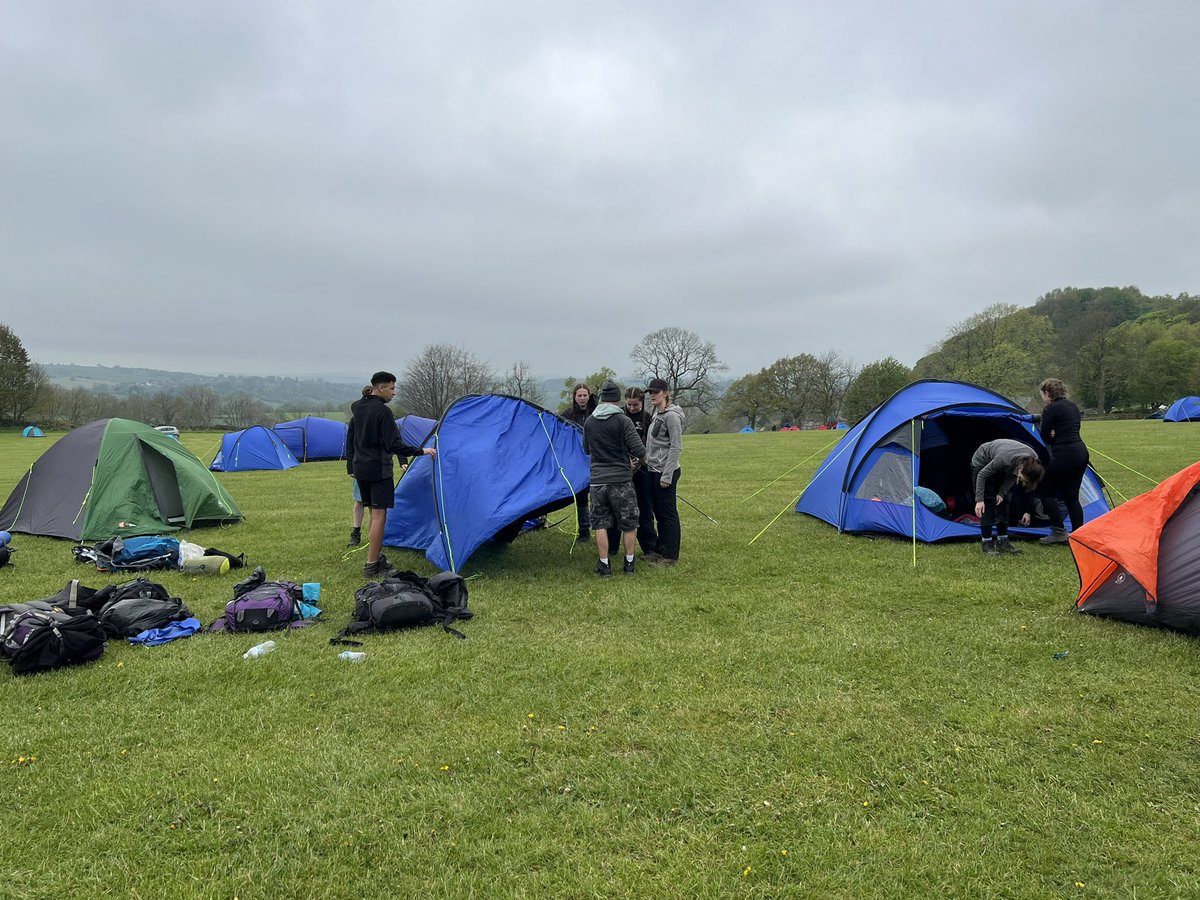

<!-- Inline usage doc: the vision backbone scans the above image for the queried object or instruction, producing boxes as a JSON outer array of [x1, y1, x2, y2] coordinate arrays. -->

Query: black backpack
[[3, 609, 107, 675], [332, 571, 472, 644], [95, 579, 191, 639]]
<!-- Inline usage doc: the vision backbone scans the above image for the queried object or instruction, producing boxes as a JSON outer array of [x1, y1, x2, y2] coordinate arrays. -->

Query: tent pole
[[910, 419, 917, 568]]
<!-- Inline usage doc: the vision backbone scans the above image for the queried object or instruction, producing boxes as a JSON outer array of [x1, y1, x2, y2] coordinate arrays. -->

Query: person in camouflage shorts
[[582, 381, 647, 577]]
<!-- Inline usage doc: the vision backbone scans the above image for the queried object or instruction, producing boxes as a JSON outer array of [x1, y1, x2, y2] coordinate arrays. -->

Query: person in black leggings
[[1036, 378, 1091, 545]]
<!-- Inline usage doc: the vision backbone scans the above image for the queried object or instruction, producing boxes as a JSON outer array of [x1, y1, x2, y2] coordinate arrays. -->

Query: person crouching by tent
[[563, 383, 598, 542], [348, 371, 436, 579], [583, 381, 647, 577], [645, 377, 685, 566], [971, 439, 1045, 556]]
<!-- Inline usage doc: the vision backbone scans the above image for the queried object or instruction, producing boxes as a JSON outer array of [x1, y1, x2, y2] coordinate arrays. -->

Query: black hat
[[599, 381, 621, 403], [646, 377, 669, 394]]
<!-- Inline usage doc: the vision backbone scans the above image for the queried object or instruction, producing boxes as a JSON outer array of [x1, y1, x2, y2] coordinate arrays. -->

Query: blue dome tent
[[1163, 396, 1200, 422], [273, 416, 348, 461], [21, 426, 44, 437], [210, 426, 300, 472], [384, 394, 590, 572], [396, 414, 437, 446], [796, 379, 1109, 541]]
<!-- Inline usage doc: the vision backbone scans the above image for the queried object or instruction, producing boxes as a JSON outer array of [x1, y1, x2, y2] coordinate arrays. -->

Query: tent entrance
[[915, 413, 1039, 509], [137, 440, 187, 525]]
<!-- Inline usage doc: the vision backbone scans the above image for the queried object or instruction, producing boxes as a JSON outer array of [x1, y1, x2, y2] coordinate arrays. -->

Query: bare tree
[[400, 343, 496, 418], [500, 360, 545, 406], [150, 391, 181, 426], [629, 327, 727, 412], [808, 350, 858, 423], [222, 393, 270, 430], [177, 385, 221, 429], [62, 387, 97, 427]]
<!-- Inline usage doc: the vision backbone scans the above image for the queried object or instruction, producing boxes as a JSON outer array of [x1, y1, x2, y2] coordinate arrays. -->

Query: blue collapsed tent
[[796, 379, 1110, 541], [396, 415, 437, 446], [384, 394, 590, 571], [21, 426, 44, 437], [1163, 396, 1200, 422], [210, 426, 300, 472], [273, 416, 348, 461]]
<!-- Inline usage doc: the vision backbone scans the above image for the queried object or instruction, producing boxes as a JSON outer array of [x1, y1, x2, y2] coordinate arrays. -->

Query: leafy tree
[[400, 343, 496, 418], [629, 327, 726, 412], [718, 370, 771, 430], [761, 353, 821, 425], [0, 323, 37, 424], [843, 357, 913, 423], [916, 303, 1054, 398], [808, 350, 858, 423]]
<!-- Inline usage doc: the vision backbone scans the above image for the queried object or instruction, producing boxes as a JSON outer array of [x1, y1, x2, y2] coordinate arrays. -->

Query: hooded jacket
[[646, 403, 684, 476], [583, 403, 647, 485], [346, 395, 424, 481], [971, 439, 1039, 502]]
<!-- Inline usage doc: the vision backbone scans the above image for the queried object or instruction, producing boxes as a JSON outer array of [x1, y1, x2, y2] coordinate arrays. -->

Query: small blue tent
[[396, 415, 437, 446], [797, 379, 1109, 541], [273, 416, 348, 461], [211, 426, 300, 472], [21, 426, 44, 437], [1163, 396, 1200, 422], [739, 425, 755, 433], [384, 394, 590, 571]]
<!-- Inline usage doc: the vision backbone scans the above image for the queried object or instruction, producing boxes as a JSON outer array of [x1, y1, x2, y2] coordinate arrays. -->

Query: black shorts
[[357, 478, 395, 509], [588, 481, 639, 532]]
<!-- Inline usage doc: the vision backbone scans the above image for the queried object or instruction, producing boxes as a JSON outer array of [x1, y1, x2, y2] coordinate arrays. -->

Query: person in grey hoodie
[[971, 438, 1045, 556], [645, 377, 685, 565], [582, 381, 647, 577]]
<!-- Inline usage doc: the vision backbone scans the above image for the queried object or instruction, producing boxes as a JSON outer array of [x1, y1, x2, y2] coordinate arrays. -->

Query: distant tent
[[797, 379, 1109, 541], [0, 418, 242, 540], [210, 426, 300, 472], [384, 394, 590, 572], [273, 416, 348, 461], [1072, 461, 1200, 634], [739, 425, 755, 433], [396, 415, 437, 447], [21, 426, 44, 437], [1163, 396, 1200, 422]]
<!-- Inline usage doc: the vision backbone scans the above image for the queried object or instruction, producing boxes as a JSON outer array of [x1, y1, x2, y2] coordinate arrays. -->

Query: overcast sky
[[3, 1, 1198, 381]]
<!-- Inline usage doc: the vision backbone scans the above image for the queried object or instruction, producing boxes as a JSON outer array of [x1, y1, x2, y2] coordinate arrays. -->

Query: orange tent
[[1071, 460, 1200, 634]]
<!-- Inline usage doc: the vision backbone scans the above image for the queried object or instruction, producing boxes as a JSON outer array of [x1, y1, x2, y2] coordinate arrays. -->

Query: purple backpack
[[210, 569, 310, 633]]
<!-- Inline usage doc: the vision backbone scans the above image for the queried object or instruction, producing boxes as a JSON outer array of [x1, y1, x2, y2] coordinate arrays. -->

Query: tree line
[[4, 288, 1198, 433]]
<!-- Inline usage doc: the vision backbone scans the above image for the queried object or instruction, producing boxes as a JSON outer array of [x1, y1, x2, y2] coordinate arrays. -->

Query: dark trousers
[[1039, 447, 1089, 531], [576, 494, 590, 537], [972, 466, 1008, 539], [607, 468, 659, 555], [648, 467, 681, 560]]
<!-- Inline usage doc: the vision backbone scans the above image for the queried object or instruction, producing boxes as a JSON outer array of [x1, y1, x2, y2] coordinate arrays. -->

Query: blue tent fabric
[[739, 425, 755, 433], [396, 415, 437, 447], [384, 394, 590, 572], [796, 379, 1110, 541], [210, 426, 300, 472], [21, 426, 44, 437], [1163, 396, 1200, 422], [273, 416, 348, 461]]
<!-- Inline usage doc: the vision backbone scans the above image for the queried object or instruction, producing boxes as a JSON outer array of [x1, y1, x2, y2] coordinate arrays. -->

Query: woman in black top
[[1037, 378, 1090, 544]]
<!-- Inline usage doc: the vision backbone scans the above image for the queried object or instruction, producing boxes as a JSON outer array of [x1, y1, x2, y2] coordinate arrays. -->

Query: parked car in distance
[[154, 425, 181, 440]]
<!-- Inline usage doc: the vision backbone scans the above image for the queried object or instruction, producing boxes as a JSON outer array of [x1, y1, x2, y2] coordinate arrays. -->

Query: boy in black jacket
[[347, 371, 437, 579], [583, 381, 647, 576]]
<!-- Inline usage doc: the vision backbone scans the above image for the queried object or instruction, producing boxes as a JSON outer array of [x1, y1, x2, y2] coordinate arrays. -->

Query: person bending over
[[971, 439, 1044, 556]]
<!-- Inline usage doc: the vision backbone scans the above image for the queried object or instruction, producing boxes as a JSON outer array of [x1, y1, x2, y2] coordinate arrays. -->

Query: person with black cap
[[582, 381, 647, 577], [645, 377, 685, 566]]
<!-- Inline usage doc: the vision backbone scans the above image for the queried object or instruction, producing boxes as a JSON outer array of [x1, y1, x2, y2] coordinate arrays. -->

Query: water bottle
[[243, 640, 277, 659], [338, 650, 366, 663]]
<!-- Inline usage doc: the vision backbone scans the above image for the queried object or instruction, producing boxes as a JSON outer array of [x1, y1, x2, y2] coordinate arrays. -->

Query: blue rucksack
[[75, 536, 181, 572]]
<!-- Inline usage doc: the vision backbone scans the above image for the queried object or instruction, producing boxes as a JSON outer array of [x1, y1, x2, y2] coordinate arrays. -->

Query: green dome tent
[[0, 418, 243, 540]]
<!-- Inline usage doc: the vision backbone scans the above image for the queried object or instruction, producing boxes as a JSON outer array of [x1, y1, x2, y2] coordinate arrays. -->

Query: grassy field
[[1, 421, 1197, 898]]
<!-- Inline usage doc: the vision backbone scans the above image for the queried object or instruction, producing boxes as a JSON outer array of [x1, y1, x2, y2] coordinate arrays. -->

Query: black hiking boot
[[996, 539, 1023, 555], [347, 527, 362, 547], [623, 558, 635, 576], [1038, 527, 1069, 545], [363, 553, 398, 580], [595, 560, 612, 578], [981, 540, 1000, 557]]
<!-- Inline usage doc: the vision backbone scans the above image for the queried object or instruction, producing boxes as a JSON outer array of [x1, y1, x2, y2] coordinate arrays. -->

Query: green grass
[[1, 422, 1197, 898]]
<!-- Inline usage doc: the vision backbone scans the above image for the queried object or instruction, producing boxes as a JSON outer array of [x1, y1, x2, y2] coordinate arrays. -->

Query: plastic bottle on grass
[[338, 651, 366, 663], [243, 640, 277, 659]]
